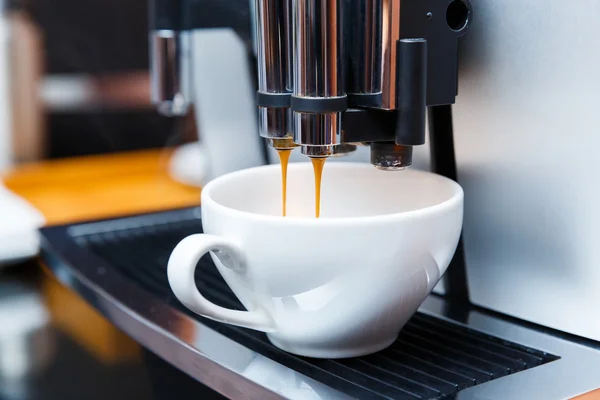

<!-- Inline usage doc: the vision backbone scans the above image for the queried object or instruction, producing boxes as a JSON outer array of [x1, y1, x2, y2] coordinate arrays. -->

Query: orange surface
[[3, 149, 200, 226], [573, 389, 600, 400], [4, 149, 200, 364]]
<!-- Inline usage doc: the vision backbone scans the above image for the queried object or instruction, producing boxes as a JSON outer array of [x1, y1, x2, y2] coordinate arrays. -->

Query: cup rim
[[201, 162, 463, 226]]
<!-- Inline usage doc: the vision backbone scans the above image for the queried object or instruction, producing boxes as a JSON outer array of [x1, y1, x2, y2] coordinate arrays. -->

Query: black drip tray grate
[[76, 213, 559, 400]]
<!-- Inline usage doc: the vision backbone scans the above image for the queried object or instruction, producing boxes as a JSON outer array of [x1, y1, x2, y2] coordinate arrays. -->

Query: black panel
[[428, 105, 469, 301], [183, 0, 254, 52], [342, 108, 397, 143], [400, 0, 471, 106], [47, 111, 180, 159], [143, 349, 226, 400], [28, 0, 151, 74], [67, 210, 559, 400], [150, 0, 183, 30]]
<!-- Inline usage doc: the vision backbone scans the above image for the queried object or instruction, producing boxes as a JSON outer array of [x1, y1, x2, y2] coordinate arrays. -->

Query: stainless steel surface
[[328, 143, 358, 157], [344, 0, 400, 109], [422, 297, 600, 400], [40, 209, 600, 400], [258, 107, 291, 140], [345, 0, 382, 97], [379, 0, 400, 109], [293, 112, 343, 157], [255, 0, 293, 143], [266, 137, 297, 151], [150, 30, 190, 116], [293, 0, 344, 98], [292, 0, 346, 154], [255, 0, 292, 94], [300, 144, 349, 158], [453, 0, 600, 342]]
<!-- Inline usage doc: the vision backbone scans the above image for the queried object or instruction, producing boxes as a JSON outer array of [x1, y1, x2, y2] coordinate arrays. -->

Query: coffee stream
[[276, 149, 292, 217], [277, 151, 326, 218], [311, 157, 326, 218]]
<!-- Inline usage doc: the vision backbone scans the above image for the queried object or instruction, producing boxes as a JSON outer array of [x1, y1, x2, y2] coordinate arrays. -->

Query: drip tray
[[38, 208, 562, 400]]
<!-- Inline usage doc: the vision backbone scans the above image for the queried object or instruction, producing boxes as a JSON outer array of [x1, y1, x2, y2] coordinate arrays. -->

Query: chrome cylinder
[[380, 0, 401, 109], [255, 0, 293, 145], [343, 0, 398, 109], [150, 30, 190, 116], [258, 107, 295, 149], [294, 113, 343, 157], [293, 0, 344, 98], [292, 0, 349, 156], [255, 0, 292, 93], [346, 0, 382, 96]]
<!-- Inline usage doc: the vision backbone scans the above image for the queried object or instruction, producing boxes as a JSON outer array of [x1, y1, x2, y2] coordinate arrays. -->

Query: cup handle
[[167, 234, 276, 332]]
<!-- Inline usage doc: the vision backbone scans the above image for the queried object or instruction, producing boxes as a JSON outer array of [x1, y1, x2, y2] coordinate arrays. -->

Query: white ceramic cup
[[167, 162, 463, 358]]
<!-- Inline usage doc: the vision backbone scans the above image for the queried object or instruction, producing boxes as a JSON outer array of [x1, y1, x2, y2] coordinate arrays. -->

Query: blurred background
[[1, 0, 200, 399], [9, 0, 196, 163]]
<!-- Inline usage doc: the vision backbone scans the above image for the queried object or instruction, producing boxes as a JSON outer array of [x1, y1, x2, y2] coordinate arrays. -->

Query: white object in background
[[0, 283, 53, 379], [190, 29, 265, 183], [0, 183, 45, 266], [0, 282, 55, 400], [167, 163, 463, 358], [168, 142, 209, 188], [0, 9, 43, 266], [38, 75, 95, 111]]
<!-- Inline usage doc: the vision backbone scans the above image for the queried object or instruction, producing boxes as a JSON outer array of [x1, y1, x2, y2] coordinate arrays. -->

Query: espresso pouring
[[277, 152, 325, 218]]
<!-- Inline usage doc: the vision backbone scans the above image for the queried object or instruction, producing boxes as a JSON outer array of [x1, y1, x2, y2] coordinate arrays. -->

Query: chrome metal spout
[[292, 0, 349, 157], [255, 0, 294, 148]]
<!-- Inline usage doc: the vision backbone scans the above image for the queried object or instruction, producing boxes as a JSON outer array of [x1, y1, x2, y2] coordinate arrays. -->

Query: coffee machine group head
[[149, 0, 471, 169], [254, 0, 471, 167]]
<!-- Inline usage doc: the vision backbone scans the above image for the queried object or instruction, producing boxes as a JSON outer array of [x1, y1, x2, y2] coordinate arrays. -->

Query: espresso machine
[[38, 0, 600, 399], [152, 0, 463, 175]]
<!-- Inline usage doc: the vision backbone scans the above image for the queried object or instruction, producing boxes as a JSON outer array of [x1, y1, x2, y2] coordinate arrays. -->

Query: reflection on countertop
[[0, 261, 153, 400]]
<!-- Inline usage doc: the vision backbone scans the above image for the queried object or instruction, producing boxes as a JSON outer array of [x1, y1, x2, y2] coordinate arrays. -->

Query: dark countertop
[[0, 261, 153, 400]]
